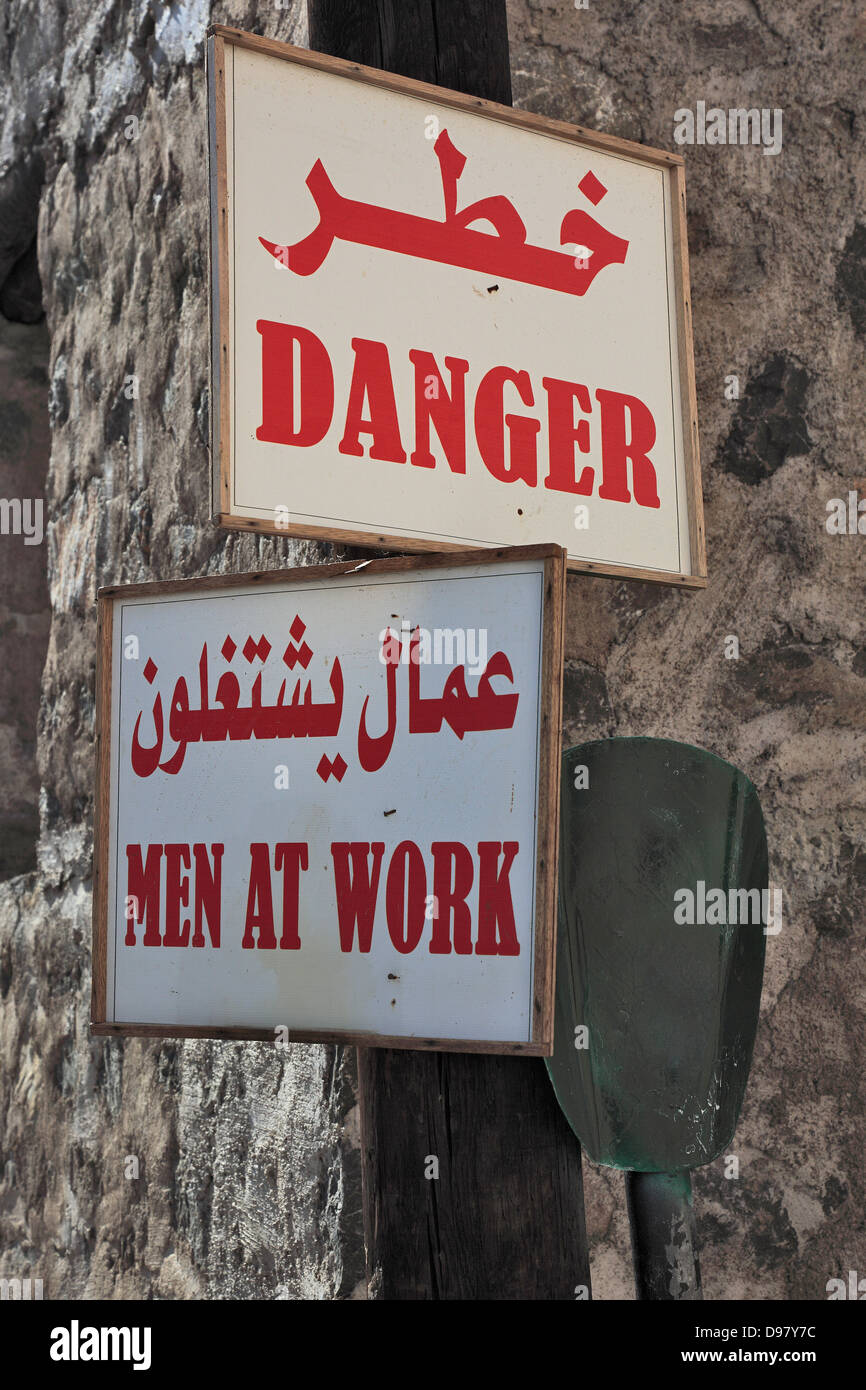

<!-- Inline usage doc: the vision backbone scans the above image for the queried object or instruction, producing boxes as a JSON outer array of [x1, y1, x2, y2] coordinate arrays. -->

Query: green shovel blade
[[546, 738, 768, 1173]]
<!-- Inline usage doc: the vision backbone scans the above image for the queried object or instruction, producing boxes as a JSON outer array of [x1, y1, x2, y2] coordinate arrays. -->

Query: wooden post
[[307, 0, 513, 106], [306, 0, 591, 1300]]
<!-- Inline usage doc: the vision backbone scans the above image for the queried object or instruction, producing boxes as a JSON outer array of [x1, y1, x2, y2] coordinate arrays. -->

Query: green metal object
[[546, 738, 768, 1300], [626, 1170, 702, 1301]]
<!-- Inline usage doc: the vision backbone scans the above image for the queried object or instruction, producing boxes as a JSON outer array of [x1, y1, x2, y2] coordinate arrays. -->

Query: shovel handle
[[625, 1170, 703, 1301]]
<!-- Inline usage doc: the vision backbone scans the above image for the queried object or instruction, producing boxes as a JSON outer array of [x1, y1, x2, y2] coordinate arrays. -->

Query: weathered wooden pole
[[308, 0, 513, 105], [306, 0, 591, 1300]]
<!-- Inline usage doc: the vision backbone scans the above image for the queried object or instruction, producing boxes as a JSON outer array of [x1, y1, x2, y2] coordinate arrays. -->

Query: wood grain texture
[[90, 596, 112, 1024], [299, 0, 589, 1299], [90, 1023, 550, 1053], [215, 516, 708, 587], [533, 556, 566, 1050], [96, 541, 562, 600], [671, 162, 707, 579], [307, 0, 513, 106], [358, 1047, 590, 1298], [207, 35, 232, 522]]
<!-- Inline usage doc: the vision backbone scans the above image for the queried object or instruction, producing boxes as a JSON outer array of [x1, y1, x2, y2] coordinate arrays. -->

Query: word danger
[[124, 839, 522, 955], [256, 320, 663, 509], [263, 129, 629, 298]]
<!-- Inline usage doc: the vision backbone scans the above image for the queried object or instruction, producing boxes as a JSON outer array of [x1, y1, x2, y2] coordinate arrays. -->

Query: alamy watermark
[[827, 1270, 866, 1300], [826, 490, 866, 534], [674, 102, 783, 156], [0, 498, 43, 545], [379, 623, 488, 675], [49, 1321, 151, 1370], [0, 1276, 43, 1299], [674, 881, 782, 934]]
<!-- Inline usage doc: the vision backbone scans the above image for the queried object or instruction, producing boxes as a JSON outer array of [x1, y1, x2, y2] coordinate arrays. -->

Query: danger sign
[[208, 27, 705, 586], [91, 547, 565, 1052]]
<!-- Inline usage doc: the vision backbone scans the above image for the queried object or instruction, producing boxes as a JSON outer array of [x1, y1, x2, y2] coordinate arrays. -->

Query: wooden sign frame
[[91, 544, 565, 1053], [207, 25, 706, 588]]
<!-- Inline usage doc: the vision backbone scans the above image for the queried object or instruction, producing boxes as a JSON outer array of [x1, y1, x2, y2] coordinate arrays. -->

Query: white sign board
[[92, 547, 564, 1053], [208, 28, 705, 586]]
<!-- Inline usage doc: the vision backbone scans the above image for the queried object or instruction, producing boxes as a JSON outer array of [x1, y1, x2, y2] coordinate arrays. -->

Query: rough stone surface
[[0, 0, 863, 1301], [508, 0, 866, 1300], [1, 0, 364, 1301]]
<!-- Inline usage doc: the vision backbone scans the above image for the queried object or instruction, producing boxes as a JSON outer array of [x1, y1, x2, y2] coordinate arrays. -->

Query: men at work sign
[[208, 29, 705, 586], [92, 548, 564, 1052]]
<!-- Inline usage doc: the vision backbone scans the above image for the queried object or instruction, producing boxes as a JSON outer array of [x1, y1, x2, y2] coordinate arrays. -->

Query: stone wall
[[1, 0, 364, 1301], [507, 0, 866, 1299], [0, 0, 863, 1300]]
